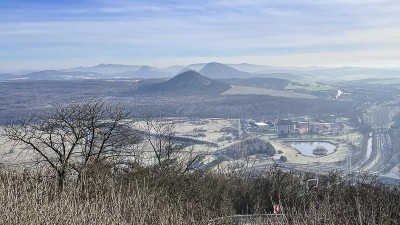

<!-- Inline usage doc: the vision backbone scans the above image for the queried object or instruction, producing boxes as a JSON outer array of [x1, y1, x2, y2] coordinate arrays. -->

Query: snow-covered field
[[0, 119, 358, 172]]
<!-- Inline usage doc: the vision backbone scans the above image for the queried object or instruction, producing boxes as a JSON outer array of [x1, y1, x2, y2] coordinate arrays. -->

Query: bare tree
[[2, 99, 140, 191], [141, 116, 182, 170], [140, 115, 202, 173]]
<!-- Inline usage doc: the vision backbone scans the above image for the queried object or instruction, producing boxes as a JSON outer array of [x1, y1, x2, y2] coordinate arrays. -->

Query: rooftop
[[276, 119, 295, 126]]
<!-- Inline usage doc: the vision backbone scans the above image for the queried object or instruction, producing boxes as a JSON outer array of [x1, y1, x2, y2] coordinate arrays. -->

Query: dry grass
[[0, 168, 399, 225], [0, 170, 214, 225]]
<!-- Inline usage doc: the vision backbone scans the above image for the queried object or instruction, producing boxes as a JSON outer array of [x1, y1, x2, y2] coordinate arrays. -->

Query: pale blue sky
[[1, 0, 400, 71]]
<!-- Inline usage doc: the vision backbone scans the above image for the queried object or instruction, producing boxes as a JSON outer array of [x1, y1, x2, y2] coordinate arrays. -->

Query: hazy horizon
[[1, 0, 400, 71], [3, 61, 400, 75]]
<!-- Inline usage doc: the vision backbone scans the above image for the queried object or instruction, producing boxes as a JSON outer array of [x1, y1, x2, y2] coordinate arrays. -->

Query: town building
[[275, 119, 296, 133]]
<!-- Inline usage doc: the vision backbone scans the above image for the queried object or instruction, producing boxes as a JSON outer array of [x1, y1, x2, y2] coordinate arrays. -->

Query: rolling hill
[[136, 70, 231, 95], [62, 64, 142, 74], [115, 66, 171, 78], [199, 62, 253, 78]]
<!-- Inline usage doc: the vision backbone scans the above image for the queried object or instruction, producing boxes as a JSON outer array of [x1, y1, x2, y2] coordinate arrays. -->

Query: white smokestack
[[335, 90, 343, 100]]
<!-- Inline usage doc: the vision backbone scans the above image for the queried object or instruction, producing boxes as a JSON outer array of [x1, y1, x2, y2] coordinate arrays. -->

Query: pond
[[287, 141, 337, 157]]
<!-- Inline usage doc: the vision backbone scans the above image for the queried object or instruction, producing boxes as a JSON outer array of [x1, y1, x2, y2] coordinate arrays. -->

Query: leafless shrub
[[0, 167, 399, 224], [139, 114, 204, 174], [2, 99, 140, 191]]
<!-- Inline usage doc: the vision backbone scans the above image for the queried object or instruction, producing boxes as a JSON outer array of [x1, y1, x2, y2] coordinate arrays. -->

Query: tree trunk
[[57, 170, 66, 193]]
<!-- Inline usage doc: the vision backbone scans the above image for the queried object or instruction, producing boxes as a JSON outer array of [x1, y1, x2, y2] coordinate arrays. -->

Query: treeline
[[223, 138, 276, 159]]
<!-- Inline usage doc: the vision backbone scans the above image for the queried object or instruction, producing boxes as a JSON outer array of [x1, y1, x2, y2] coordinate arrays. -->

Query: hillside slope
[[136, 70, 231, 95], [199, 62, 253, 78]]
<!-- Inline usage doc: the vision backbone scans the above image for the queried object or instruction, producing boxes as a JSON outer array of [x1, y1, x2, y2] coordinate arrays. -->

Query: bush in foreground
[[0, 167, 399, 224]]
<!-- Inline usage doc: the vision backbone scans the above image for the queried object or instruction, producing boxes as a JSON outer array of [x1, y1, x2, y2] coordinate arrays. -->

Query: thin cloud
[[0, 0, 399, 70]]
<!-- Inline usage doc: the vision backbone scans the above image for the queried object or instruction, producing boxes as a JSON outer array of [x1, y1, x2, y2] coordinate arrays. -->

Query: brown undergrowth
[[0, 166, 399, 225]]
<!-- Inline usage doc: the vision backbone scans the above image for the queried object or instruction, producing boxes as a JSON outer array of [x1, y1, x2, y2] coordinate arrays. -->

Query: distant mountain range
[[62, 64, 142, 74], [136, 70, 231, 95], [183, 63, 277, 73], [16, 70, 105, 80], [199, 62, 253, 78], [1, 62, 400, 81], [113, 66, 171, 78]]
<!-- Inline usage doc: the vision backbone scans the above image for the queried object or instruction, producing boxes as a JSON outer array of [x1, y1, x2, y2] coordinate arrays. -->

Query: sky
[[1, 0, 400, 71]]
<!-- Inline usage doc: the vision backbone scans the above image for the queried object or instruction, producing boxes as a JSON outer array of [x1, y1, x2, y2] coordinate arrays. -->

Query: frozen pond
[[287, 141, 337, 157]]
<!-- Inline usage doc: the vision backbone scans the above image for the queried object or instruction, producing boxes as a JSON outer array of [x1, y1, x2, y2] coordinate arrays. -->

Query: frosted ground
[[0, 119, 358, 173]]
